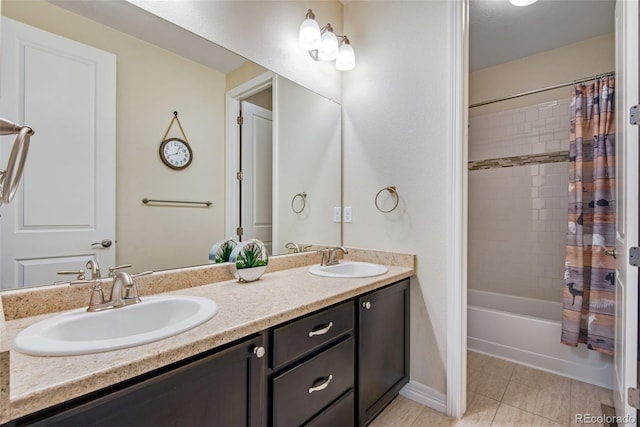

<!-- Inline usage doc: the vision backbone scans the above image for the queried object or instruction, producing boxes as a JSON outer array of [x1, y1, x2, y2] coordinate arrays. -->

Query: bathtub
[[467, 289, 614, 389]]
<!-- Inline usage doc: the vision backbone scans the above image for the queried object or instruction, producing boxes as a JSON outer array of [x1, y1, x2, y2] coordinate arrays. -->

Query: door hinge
[[237, 116, 244, 125], [630, 247, 640, 267], [628, 387, 640, 409], [631, 105, 639, 126], [236, 227, 243, 236], [236, 171, 243, 181]]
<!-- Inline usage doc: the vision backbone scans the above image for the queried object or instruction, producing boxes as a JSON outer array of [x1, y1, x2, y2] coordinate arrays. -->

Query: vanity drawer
[[272, 336, 354, 427], [271, 301, 353, 370], [305, 389, 354, 427]]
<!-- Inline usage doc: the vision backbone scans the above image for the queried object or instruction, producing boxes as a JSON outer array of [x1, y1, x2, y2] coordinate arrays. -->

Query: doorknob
[[605, 248, 617, 259], [91, 239, 112, 248]]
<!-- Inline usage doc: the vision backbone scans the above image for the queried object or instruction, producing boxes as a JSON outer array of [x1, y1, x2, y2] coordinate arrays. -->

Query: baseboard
[[399, 380, 447, 414]]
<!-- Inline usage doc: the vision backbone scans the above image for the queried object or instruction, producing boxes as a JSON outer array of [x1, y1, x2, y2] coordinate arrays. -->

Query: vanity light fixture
[[298, 9, 355, 71], [509, 0, 539, 6]]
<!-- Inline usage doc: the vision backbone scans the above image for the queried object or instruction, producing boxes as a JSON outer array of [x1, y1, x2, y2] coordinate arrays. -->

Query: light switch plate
[[344, 207, 353, 223], [333, 207, 341, 223]]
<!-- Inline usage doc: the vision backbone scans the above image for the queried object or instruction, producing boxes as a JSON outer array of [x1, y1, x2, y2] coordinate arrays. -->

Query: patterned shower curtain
[[561, 76, 616, 356]]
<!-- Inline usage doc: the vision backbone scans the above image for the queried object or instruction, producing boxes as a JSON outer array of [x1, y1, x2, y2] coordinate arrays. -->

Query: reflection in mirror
[[0, 0, 341, 290]]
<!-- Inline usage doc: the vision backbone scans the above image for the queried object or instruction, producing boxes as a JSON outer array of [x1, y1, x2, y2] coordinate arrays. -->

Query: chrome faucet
[[59, 261, 151, 312], [319, 246, 349, 266], [108, 271, 140, 308], [286, 242, 300, 253], [286, 242, 314, 253], [87, 270, 151, 312], [86, 259, 101, 280]]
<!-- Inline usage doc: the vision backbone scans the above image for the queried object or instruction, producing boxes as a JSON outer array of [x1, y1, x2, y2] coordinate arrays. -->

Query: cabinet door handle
[[362, 301, 372, 310], [252, 345, 265, 358], [308, 322, 333, 337], [308, 375, 333, 394]]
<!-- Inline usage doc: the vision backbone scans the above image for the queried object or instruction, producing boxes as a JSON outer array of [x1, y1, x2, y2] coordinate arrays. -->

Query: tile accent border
[[468, 150, 569, 171]]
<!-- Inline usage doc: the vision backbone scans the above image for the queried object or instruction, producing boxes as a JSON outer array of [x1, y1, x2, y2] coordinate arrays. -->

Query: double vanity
[[0, 248, 414, 426]]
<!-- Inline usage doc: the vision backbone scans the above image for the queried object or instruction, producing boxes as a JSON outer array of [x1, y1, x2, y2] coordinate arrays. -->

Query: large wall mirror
[[0, 0, 341, 290]]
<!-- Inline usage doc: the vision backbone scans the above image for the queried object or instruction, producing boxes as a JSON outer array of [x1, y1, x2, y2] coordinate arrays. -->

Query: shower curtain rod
[[469, 71, 615, 108]]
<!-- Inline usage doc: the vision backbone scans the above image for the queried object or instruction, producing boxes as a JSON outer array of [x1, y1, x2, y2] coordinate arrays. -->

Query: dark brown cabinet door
[[21, 335, 266, 427], [358, 279, 410, 426]]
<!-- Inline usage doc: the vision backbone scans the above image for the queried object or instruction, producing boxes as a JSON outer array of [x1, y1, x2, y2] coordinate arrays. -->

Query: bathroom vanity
[[0, 250, 413, 427]]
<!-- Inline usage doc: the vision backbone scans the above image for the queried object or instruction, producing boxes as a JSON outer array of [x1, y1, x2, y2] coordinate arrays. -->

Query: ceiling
[[53, 0, 616, 75], [469, 0, 615, 72]]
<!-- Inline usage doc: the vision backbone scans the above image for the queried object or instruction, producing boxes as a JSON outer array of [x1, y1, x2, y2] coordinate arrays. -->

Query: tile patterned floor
[[371, 351, 614, 427]]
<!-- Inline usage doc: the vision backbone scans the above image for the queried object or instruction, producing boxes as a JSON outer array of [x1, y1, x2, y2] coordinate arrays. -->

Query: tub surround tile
[[2, 249, 414, 420], [468, 151, 569, 171], [469, 99, 571, 304]]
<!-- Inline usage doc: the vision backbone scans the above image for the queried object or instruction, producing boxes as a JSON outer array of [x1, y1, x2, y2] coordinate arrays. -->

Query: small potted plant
[[229, 239, 269, 282], [208, 238, 239, 264]]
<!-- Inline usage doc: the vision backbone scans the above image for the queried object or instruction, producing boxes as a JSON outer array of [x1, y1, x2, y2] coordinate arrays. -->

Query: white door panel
[[614, 0, 639, 423], [0, 18, 116, 289], [240, 101, 273, 254]]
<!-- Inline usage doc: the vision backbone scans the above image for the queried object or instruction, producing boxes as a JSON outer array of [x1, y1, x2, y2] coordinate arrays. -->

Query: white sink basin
[[13, 295, 218, 356], [309, 261, 388, 278]]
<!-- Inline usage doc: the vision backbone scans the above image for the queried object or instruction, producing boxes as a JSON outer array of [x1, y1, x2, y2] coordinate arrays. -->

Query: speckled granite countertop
[[0, 248, 414, 422]]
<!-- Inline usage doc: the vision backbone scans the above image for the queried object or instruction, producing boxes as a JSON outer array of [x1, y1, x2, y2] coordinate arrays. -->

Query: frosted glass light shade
[[336, 43, 355, 71], [299, 18, 321, 50], [509, 0, 539, 6], [318, 31, 339, 61]]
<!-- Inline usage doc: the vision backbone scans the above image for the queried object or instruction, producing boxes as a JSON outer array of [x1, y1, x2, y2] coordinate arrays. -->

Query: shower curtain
[[561, 76, 616, 356]]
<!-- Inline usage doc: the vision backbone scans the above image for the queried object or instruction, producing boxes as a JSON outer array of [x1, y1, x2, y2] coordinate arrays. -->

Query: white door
[[614, 0, 639, 422], [0, 18, 116, 289], [240, 101, 273, 254]]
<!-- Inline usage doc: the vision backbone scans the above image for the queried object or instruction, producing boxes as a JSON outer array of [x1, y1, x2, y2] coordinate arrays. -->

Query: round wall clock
[[159, 138, 192, 170]]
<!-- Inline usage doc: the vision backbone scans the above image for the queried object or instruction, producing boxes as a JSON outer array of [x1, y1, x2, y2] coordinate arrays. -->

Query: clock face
[[160, 138, 192, 169]]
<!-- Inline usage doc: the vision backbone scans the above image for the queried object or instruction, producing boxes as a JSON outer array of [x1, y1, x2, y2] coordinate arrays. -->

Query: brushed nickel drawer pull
[[308, 322, 333, 337], [308, 375, 333, 394]]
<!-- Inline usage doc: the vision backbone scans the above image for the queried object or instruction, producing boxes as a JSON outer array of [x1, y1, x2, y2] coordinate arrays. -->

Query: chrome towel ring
[[291, 192, 307, 214], [0, 118, 35, 205], [375, 186, 399, 213]]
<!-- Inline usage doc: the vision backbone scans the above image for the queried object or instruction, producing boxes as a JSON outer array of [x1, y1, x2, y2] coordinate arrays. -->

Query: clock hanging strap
[[162, 111, 190, 145]]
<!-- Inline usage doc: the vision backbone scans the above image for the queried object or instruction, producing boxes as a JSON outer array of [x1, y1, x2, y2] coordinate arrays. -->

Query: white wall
[[145, 0, 455, 396], [470, 33, 614, 116], [343, 1, 452, 394], [128, 0, 344, 103], [274, 76, 341, 254]]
